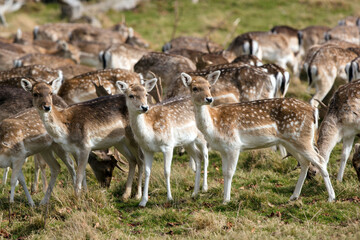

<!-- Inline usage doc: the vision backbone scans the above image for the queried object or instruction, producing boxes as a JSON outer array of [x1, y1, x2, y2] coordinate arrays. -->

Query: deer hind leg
[[337, 135, 355, 182], [18, 170, 35, 207], [221, 149, 240, 204], [2, 167, 9, 185], [32, 154, 48, 194], [195, 138, 209, 192], [163, 149, 174, 201], [52, 146, 76, 187], [115, 143, 138, 200], [288, 153, 309, 201], [139, 149, 154, 207], [10, 158, 26, 204], [184, 143, 201, 198], [309, 73, 335, 107], [39, 150, 60, 205]]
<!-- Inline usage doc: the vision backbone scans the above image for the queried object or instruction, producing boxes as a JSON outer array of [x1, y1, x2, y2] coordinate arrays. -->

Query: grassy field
[[1, 0, 360, 239]]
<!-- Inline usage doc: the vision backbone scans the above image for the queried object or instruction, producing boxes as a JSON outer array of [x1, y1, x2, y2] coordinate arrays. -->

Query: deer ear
[[51, 77, 63, 94], [116, 81, 129, 94], [21, 78, 33, 92], [181, 73, 192, 87], [207, 70, 220, 85], [144, 78, 157, 92]]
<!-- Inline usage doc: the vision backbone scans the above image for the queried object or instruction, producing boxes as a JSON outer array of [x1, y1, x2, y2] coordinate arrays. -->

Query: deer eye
[[192, 87, 198, 92], [129, 94, 134, 99], [33, 93, 39, 97]]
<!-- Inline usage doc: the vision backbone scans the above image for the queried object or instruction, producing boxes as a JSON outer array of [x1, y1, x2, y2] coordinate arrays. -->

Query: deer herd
[[1, 15, 360, 208]]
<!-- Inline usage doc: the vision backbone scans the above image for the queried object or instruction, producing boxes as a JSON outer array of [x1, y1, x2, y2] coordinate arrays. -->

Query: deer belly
[[238, 124, 279, 150]]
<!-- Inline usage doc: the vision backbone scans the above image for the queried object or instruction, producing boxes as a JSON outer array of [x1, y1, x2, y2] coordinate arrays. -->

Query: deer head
[[21, 78, 63, 113], [116, 78, 157, 113], [180, 71, 220, 106]]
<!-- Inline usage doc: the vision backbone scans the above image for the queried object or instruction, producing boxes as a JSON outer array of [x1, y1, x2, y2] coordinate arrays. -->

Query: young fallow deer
[[181, 71, 336, 203], [0, 107, 77, 206], [116, 79, 209, 207], [21, 78, 144, 200], [317, 80, 360, 182]]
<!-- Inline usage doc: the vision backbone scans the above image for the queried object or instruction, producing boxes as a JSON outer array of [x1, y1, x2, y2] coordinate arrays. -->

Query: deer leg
[[139, 150, 153, 207], [2, 167, 9, 185], [163, 149, 174, 201], [337, 136, 355, 182], [184, 143, 201, 198], [74, 150, 90, 196], [39, 151, 60, 205], [9, 158, 26, 204], [115, 143, 137, 200], [36, 154, 48, 193], [310, 75, 335, 107], [195, 139, 209, 192], [32, 155, 40, 193], [290, 156, 309, 201], [278, 144, 287, 158], [18, 170, 35, 207], [189, 157, 196, 172], [222, 150, 240, 204], [52, 147, 76, 187]]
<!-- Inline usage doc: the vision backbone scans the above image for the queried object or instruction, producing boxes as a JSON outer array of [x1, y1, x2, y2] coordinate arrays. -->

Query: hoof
[[328, 197, 335, 202], [139, 200, 147, 207], [222, 200, 230, 205], [191, 192, 199, 199], [202, 186, 208, 193], [289, 195, 298, 201], [134, 194, 142, 200]]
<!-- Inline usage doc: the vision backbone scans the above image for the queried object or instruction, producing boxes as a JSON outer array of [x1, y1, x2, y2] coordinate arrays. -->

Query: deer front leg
[[195, 139, 209, 192], [139, 150, 154, 207], [221, 150, 240, 204], [53, 147, 76, 187], [74, 150, 90, 196], [18, 170, 35, 207], [39, 151, 60, 205], [337, 136, 355, 182], [290, 158, 309, 201], [163, 149, 174, 202], [2, 167, 9, 185]]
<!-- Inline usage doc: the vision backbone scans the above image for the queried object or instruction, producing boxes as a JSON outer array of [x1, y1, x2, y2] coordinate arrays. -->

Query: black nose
[[43, 106, 51, 112], [205, 97, 213, 103], [141, 105, 149, 112]]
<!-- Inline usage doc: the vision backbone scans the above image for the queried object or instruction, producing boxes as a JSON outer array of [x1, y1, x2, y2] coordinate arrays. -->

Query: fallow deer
[[14, 53, 76, 69], [338, 16, 360, 26], [99, 43, 148, 71], [57, 68, 141, 104], [271, 25, 300, 54], [33, 23, 90, 42], [181, 71, 335, 203], [69, 26, 126, 45], [317, 80, 360, 182], [227, 32, 298, 75], [306, 45, 358, 107], [324, 26, 360, 45], [297, 25, 330, 58], [352, 143, 360, 182], [116, 79, 209, 207], [134, 52, 196, 102], [231, 54, 263, 66], [71, 40, 108, 68], [162, 36, 223, 53], [57, 64, 95, 80], [21, 78, 144, 200], [0, 107, 77, 206], [0, 65, 62, 84]]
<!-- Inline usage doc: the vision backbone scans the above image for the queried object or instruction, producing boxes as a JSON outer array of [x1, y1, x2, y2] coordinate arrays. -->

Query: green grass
[[1, 0, 360, 239]]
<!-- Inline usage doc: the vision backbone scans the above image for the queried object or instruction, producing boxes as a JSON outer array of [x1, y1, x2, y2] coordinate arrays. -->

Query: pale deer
[[99, 43, 148, 71], [317, 80, 360, 182], [116, 79, 209, 207], [324, 26, 360, 45], [227, 32, 298, 75], [352, 143, 360, 182], [271, 25, 300, 54], [338, 16, 360, 26], [14, 53, 76, 69], [57, 68, 141, 104], [162, 36, 223, 53], [181, 71, 335, 203], [21, 78, 144, 200], [306, 45, 358, 107]]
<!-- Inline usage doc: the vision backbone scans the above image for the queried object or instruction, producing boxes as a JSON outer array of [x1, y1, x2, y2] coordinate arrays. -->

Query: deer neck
[[193, 104, 216, 138], [38, 106, 68, 141], [128, 109, 153, 143], [317, 114, 340, 162]]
